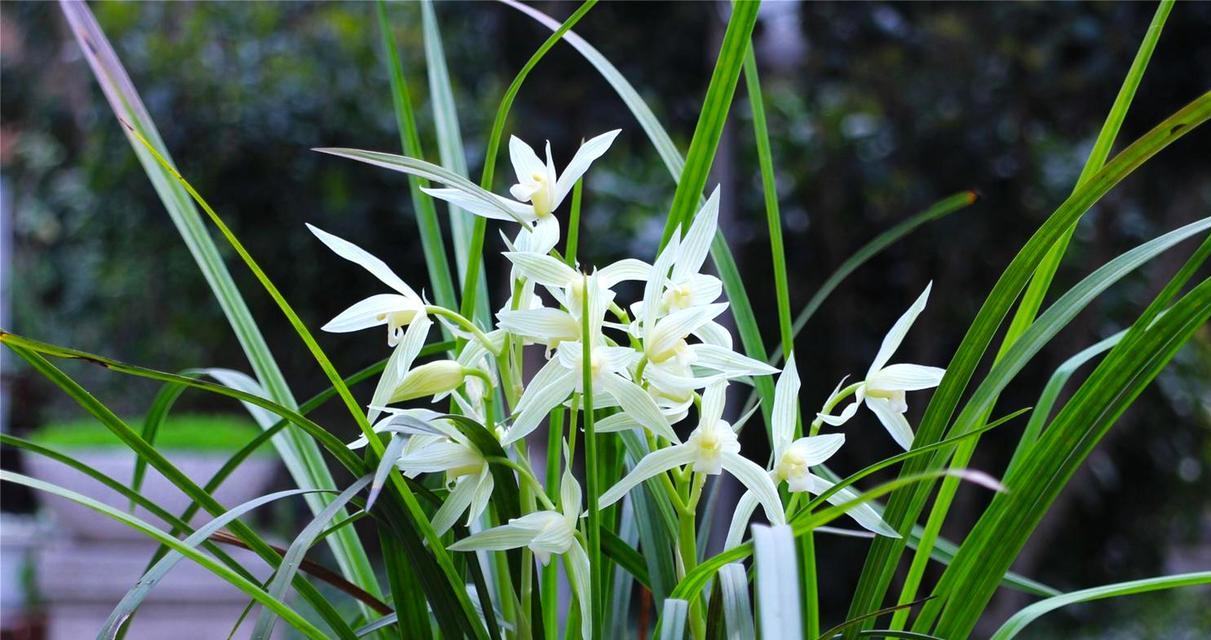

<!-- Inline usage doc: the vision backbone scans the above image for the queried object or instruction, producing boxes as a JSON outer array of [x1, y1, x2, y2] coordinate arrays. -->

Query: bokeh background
[[2, 1, 1209, 637]]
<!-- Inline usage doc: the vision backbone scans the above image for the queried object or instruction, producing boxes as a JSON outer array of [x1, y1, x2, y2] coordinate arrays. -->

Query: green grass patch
[[30, 413, 268, 454]]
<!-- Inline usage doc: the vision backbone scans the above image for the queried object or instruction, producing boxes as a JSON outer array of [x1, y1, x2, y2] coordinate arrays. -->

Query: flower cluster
[[310, 130, 946, 627]]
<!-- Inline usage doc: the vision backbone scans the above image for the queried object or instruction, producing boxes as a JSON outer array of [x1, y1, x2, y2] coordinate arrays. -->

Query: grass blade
[[928, 278, 1211, 637], [104, 487, 327, 639], [658, 598, 690, 640]]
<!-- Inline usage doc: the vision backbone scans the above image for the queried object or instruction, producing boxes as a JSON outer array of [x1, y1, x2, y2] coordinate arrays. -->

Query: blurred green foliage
[[2, 1, 1208, 634], [30, 413, 264, 453]]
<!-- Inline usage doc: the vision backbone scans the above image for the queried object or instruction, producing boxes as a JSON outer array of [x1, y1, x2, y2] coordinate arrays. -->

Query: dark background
[[2, 2, 1209, 636]]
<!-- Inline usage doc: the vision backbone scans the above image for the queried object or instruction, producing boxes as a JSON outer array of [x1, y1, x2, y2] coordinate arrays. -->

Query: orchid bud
[[390, 360, 467, 402]]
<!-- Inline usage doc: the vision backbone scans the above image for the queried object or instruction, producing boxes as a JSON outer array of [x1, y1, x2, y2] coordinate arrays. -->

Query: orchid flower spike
[[597, 382, 784, 526], [423, 130, 621, 240], [450, 464, 591, 640], [816, 283, 946, 450], [723, 355, 898, 548], [307, 224, 426, 347]]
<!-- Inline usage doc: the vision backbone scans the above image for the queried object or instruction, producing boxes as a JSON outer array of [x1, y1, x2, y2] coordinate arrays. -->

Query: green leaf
[[846, 90, 1210, 632], [420, 0, 492, 326], [1, 470, 330, 640], [601, 528, 650, 590], [104, 487, 330, 639], [718, 563, 755, 640], [889, 3, 1176, 628], [56, 0, 380, 600], [660, 1, 761, 246], [990, 572, 1211, 640], [253, 477, 374, 639], [375, 0, 458, 315], [926, 277, 1211, 637]]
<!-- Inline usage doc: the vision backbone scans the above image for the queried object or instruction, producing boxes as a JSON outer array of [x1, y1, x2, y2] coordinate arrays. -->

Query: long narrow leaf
[[253, 477, 374, 639], [990, 572, 1211, 640], [55, 0, 379, 599], [846, 90, 1210, 632], [0, 471, 330, 640], [375, 0, 458, 313]]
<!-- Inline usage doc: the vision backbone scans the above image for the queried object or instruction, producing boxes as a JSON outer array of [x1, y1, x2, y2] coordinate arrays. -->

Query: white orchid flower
[[597, 382, 784, 526], [450, 465, 591, 640], [503, 275, 677, 445], [723, 355, 898, 548], [630, 188, 729, 335], [307, 224, 426, 347], [423, 130, 620, 238], [348, 409, 494, 536], [628, 195, 775, 401], [816, 283, 946, 450], [496, 253, 648, 350]]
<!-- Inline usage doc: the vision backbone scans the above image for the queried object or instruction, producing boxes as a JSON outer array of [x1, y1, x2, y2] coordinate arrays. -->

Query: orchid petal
[[595, 412, 642, 433], [506, 362, 577, 444], [367, 315, 432, 422], [421, 187, 534, 223], [672, 186, 720, 282], [721, 452, 785, 526], [497, 308, 580, 345], [641, 231, 681, 342], [867, 363, 946, 392], [788, 434, 845, 467], [508, 135, 546, 183], [598, 258, 651, 286], [869, 282, 932, 375], [321, 294, 417, 334], [554, 129, 621, 205], [307, 224, 419, 299], [648, 303, 728, 357], [567, 541, 593, 640], [771, 353, 801, 457], [865, 396, 915, 450], [724, 490, 762, 550], [598, 444, 696, 509], [448, 515, 549, 552], [807, 476, 900, 538], [699, 381, 728, 431], [600, 375, 680, 443], [431, 475, 477, 536], [692, 320, 734, 349], [503, 252, 579, 288]]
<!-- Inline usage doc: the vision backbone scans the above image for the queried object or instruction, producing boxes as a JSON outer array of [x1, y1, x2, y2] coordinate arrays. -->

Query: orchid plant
[[5, 2, 1208, 640]]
